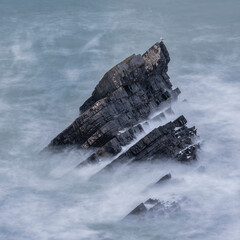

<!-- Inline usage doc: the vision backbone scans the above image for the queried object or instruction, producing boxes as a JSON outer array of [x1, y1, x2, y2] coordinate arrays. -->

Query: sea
[[0, 0, 239, 239]]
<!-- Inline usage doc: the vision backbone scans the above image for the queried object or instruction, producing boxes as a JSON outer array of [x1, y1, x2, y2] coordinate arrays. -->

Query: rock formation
[[46, 41, 200, 220], [156, 173, 172, 184], [125, 198, 181, 220], [47, 41, 199, 170]]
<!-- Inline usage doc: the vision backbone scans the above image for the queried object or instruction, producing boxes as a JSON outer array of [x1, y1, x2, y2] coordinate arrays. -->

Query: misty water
[[0, 0, 240, 239]]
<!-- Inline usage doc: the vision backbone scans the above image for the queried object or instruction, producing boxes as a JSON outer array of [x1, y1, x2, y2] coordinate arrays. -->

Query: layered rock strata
[[49, 42, 179, 148], [48, 41, 199, 169], [95, 115, 199, 176]]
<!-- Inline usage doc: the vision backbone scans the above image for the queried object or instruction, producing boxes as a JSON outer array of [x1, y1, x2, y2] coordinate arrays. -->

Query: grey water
[[0, 0, 240, 239]]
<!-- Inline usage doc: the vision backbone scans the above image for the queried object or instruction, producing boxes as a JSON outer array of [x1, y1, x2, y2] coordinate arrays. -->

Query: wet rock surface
[[125, 198, 181, 220], [48, 42, 182, 156], [156, 173, 172, 184], [47, 41, 200, 220], [48, 41, 199, 168], [126, 203, 148, 217], [77, 124, 144, 168], [95, 115, 199, 176]]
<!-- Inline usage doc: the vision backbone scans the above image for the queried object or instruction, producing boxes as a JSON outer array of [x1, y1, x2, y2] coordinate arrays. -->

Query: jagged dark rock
[[144, 198, 159, 205], [47, 41, 199, 170], [126, 203, 147, 217], [156, 173, 172, 184], [77, 124, 144, 168], [148, 201, 180, 217], [95, 115, 199, 177], [48, 42, 180, 151], [125, 198, 181, 220]]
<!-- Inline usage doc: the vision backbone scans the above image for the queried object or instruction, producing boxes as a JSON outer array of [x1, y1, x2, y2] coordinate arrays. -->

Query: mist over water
[[0, 0, 240, 239]]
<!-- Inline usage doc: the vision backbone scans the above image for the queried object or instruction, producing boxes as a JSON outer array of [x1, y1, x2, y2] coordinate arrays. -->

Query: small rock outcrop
[[126, 203, 148, 217], [95, 115, 198, 177], [156, 173, 172, 184], [125, 198, 181, 220]]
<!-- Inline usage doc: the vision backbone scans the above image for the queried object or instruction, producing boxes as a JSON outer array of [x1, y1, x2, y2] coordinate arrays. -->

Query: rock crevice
[[48, 41, 199, 171]]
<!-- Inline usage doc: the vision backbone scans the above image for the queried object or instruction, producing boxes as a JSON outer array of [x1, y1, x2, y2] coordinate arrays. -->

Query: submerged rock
[[156, 173, 172, 184], [126, 203, 147, 217], [49, 42, 179, 147], [144, 198, 159, 205], [125, 198, 181, 220], [95, 115, 199, 177], [77, 124, 144, 168], [45, 41, 200, 222]]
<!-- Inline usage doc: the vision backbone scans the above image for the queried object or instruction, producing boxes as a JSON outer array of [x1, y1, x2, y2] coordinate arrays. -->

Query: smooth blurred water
[[0, 0, 240, 239]]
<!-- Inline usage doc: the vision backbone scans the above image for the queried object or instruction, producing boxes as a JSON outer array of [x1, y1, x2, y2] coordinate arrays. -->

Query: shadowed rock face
[[49, 42, 179, 148], [77, 124, 144, 168], [126, 203, 147, 217], [125, 198, 181, 220], [94, 115, 199, 177], [80, 41, 172, 113], [47, 41, 199, 170]]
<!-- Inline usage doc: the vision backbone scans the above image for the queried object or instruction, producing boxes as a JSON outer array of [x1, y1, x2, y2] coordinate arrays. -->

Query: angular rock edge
[[93, 115, 199, 178], [124, 198, 181, 220], [47, 41, 200, 169]]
